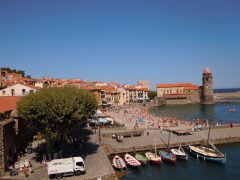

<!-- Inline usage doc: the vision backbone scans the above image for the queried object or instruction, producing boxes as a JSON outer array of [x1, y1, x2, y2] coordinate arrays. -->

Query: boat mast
[[207, 120, 212, 148], [167, 131, 171, 150]]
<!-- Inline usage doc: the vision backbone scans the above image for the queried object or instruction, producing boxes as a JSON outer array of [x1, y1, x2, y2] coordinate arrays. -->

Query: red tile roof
[[0, 96, 21, 113], [184, 85, 200, 90], [125, 86, 149, 91], [156, 83, 199, 89]]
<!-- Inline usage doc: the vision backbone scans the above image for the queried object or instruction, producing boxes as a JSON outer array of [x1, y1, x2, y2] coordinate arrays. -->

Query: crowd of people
[[108, 105, 207, 131]]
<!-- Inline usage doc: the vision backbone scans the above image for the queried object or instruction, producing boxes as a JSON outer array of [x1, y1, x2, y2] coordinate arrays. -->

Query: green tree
[[17, 86, 98, 151], [148, 91, 157, 100]]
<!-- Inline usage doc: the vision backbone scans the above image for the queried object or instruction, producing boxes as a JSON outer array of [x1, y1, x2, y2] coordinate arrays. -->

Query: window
[[2, 91, 5, 95], [76, 162, 84, 166], [22, 89, 26, 95], [11, 89, 15, 96]]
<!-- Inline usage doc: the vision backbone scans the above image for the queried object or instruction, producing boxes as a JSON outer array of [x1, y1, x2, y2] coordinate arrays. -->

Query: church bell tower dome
[[203, 67, 212, 74]]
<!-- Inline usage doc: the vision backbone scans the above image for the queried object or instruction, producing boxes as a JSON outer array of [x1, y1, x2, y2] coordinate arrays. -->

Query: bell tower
[[202, 68, 213, 104]]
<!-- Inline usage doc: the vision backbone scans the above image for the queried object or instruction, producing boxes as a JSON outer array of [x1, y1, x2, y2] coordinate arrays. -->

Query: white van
[[47, 157, 85, 179]]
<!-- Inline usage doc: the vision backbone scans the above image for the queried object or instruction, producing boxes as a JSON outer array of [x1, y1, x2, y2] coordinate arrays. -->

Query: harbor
[[101, 125, 240, 156]]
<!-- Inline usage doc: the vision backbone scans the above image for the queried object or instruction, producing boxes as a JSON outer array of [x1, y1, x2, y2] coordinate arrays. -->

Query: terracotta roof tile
[[157, 83, 197, 88], [0, 96, 21, 113]]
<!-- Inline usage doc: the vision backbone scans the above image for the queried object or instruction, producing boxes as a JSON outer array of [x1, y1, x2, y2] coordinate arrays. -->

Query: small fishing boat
[[159, 149, 177, 164], [189, 145, 226, 164], [159, 131, 176, 164], [189, 120, 226, 164], [171, 140, 188, 160], [145, 152, 161, 165], [112, 155, 126, 172], [171, 147, 188, 160], [124, 153, 141, 167], [229, 108, 236, 112], [135, 153, 149, 165]]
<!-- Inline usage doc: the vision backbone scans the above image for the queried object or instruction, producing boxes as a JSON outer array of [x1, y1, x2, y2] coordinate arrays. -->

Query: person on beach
[[23, 165, 29, 177]]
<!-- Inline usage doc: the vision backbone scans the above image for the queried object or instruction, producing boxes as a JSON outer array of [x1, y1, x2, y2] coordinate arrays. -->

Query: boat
[[189, 145, 226, 164], [145, 152, 161, 165], [171, 147, 188, 160], [135, 153, 149, 165], [229, 108, 236, 112], [112, 155, 126, 172], [159, 149, 177, 164], [189, 120, 226, 164], [124, 153, 141, 167], [171, 138, 188, 160], [159, 131, 176, 164]]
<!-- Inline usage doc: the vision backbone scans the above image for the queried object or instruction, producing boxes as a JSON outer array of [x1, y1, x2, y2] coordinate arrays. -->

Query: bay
[[121, 103, 240, 180], [148, 104, 240, 124], [121, 143, 240, 180]]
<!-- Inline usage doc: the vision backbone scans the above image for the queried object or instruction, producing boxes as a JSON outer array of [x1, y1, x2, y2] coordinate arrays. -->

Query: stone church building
[[156, 68, 214, 105]]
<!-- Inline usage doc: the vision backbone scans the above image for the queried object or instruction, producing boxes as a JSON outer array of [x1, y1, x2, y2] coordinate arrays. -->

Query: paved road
[[2, 128, 116, 180]]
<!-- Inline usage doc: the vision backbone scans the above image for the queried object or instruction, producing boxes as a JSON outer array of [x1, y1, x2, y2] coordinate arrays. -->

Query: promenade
[[2, 129, 117, 180], [101, 126, 240, 155]]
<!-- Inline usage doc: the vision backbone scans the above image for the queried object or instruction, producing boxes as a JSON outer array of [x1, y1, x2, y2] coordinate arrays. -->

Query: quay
[[3, 125, 240, 180], [101, 125, 240, 155]]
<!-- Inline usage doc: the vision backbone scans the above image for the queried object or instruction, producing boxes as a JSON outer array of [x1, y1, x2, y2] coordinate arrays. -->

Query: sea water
[[121, 143, 240, 180], [122, 103, 240, 180], [148, 104, 240, 124]]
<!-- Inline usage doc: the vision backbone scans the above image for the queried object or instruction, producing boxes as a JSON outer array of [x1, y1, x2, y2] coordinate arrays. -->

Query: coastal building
[[156, 68, 213, 105], [0, 83, 39, 96], [0, 96, 21, 176], [125, 85, 149, 104], [202, 68, 214, 104], [137, 80, 150, 90]]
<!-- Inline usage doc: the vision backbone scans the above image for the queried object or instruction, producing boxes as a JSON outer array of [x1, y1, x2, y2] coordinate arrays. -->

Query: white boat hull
[[189, 145, 226, 164]]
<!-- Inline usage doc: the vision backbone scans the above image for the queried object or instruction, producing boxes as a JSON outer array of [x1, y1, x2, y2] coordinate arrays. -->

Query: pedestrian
[[29, 161, 33, 173], [23, 165, 29, 177]]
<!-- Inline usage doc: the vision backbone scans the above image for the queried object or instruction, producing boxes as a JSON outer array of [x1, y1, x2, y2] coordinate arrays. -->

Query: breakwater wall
[[108, 136, 240, 155]]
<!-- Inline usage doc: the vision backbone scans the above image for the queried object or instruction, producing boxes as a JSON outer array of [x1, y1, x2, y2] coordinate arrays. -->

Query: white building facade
[[0, 84, 38, 96]]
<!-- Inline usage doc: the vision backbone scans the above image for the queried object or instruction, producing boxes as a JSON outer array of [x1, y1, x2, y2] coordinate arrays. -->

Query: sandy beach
[[107, 105, 207, 131]]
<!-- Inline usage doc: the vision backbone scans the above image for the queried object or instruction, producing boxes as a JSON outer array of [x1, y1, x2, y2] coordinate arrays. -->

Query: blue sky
[[1, 0, 240, 89]]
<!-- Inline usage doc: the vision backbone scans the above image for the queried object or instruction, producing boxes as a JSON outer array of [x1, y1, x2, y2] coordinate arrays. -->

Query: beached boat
[[189, 120, 226, 164], [145, 152, 161, 165], [112, 155, 126, 172], [124, 153, 141, 167], [159, 149, 177, 164], [135, 153, 149, 165]]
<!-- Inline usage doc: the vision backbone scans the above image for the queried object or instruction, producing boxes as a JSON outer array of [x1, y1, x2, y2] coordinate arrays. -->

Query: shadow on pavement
[[32, 128, 99, 162]]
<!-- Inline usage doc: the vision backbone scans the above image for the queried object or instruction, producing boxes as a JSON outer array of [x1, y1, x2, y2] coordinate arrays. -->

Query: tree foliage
[[148, 91, 157, 100], [17, 87, 98, 149], [1, 67, 25, 77]]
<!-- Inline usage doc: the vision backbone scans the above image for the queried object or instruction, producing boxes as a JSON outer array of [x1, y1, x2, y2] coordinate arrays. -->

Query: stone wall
[[0, 125, 4, 176], [166, 98, 187, 105], [0, 119, 17, 177]]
